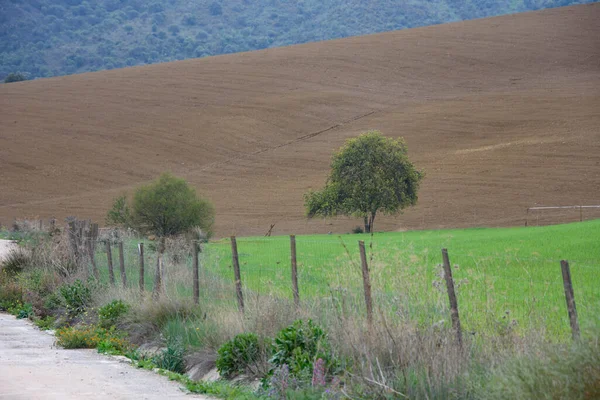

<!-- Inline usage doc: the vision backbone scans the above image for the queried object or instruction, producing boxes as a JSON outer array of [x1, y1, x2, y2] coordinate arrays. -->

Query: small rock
[[201, 368, 220, 383], [137, 343, 165, 358], [185, 350, 217, 381]]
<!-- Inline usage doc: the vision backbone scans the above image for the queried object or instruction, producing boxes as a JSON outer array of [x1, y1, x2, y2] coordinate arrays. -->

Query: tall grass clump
[[1, 248, 31, 277], [120, 296, 199, 345], [483, 336, 600, 400]]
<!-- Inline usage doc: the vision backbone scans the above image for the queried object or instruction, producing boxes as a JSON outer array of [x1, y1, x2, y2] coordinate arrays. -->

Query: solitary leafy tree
[[304, 131, 423, 233], [107, 173, 214, 295]]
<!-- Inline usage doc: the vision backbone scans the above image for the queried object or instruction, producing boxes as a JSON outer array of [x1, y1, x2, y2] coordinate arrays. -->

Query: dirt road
[[0, 313, 211, 399]]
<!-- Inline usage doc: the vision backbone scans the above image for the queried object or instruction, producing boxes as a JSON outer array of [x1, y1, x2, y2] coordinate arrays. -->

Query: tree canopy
[[304, 131, 423, 233], [3, 72, 27, 83], [107, 172, 214, 239]]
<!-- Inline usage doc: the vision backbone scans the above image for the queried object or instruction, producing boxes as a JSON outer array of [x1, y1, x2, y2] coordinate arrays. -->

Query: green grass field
[[86, 220, 599, 338], [200, 220, 599, 338]]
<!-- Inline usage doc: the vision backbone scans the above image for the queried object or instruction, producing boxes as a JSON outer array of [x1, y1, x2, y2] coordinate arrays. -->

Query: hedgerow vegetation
[[1, 217, 599, 399], [0, 0, 592, 80]]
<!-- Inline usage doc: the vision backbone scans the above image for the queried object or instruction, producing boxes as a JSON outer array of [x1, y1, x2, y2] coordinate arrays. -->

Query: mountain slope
[[0, 0, 594, 80], [1, 4, 599, 236]]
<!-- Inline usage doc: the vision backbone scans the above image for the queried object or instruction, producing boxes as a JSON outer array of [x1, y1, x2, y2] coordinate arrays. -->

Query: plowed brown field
[[1, 4, 599, 237]]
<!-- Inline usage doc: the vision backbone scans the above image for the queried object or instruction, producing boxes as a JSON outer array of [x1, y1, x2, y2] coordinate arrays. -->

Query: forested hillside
[[0, 0, 593, 80]]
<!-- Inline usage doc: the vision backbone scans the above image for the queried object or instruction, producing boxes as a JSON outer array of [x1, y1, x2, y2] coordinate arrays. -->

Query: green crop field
[[86, 220, 599, 338], [200, 220, 600, 338]]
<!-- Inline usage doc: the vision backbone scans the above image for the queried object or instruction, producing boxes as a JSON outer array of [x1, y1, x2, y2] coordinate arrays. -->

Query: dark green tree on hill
[[304, 131, 423, 233], [4, 72, 27, 83]]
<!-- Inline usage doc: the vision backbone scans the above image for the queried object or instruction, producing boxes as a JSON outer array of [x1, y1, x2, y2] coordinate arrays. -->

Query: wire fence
[[71, 231, 600, 341], [525, 205, 600, 226]]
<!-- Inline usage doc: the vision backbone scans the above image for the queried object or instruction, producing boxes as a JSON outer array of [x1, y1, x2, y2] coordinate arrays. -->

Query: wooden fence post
[[138, 243, 145, 293], [442, 248, 463, 347], [230, 236, 244, 313], [106, 241, 115, 286], [290, 235, 300, 308], [88, 238, 99, 280], [193, 241, 200, 305], [153, 255, 162, 299], [68, 220, 80, 269], [560, 260, 580, 340], [90, 223, 99, 279], [153, 238, 165, 299], [85, 223, 99, 281], [118, 242, 127, 288], [358, 241, 373, 326]]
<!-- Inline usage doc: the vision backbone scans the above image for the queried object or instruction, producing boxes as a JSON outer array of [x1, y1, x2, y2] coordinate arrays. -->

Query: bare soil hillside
[[1, 4, 599, 236]]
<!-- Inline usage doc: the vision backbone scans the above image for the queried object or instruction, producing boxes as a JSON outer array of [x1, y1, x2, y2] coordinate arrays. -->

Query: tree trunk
[[363, 212, 377, 233], [369, 212, 376, 233], [363, 216, 371, 233]]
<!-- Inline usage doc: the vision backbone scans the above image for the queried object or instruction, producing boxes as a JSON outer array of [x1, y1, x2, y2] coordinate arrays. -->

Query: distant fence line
[[525, 205, 600, 226]]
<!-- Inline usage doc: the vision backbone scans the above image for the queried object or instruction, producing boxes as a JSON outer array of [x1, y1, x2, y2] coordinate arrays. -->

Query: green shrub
[[98, 300, 129, 328], [270, 320, 337, 380], [2, 299, 28, 317], [4, 72, 27, 83], [0, 281, 23, 310], [17, 269, 55, 296], [16, 270, 59, 317], [136, 358, 158, 371], [15, 302, 34, 319], [106, 195, 133, 228], [216, 332, 263, 378], [153, 338, 186, 374], [55, 325, 99, 349], [1, 299, 34, 319], [34, 315, 56, 330], [59, 280, 91, 315], [108, 172, 215, 238], [56, 325, 129, 351], [351, 226, 364, 234], [2, 300, 19, 314], [43, 291, 64, 312], [97, 334, 130, 355]]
